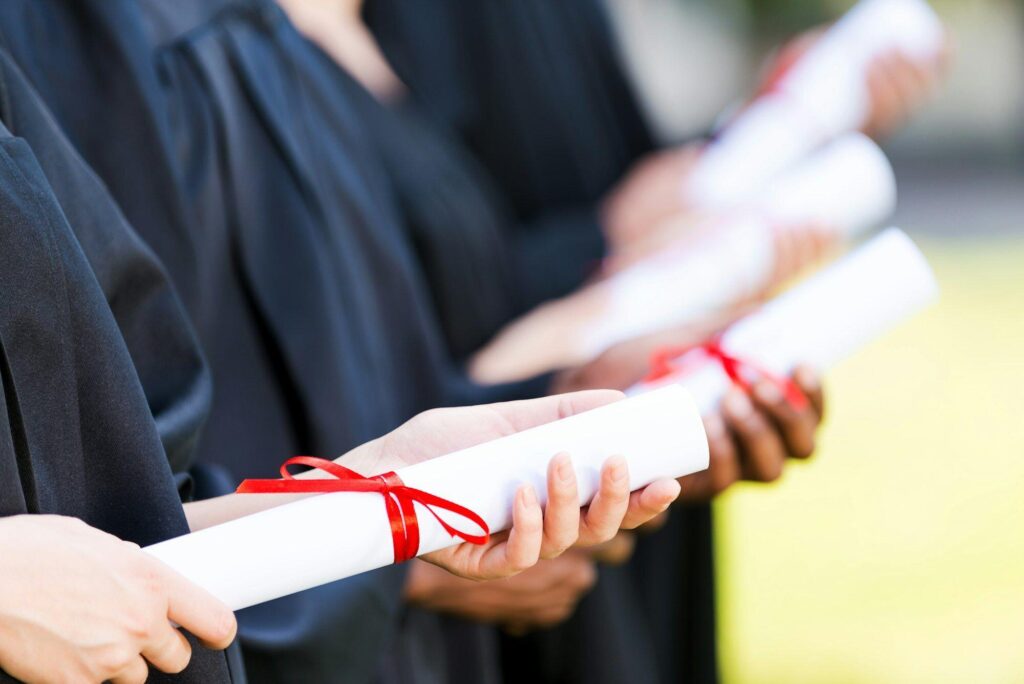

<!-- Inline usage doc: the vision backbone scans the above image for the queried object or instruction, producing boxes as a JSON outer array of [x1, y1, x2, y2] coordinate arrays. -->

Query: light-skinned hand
[[758, 25, 950, 140], [338, 391, 681, 580], [600, 145, 703, 253], [0, 515, 236, 684]]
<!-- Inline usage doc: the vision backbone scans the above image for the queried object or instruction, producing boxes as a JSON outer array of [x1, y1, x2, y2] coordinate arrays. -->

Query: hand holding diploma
[[680, 367, 824, 502], [155, 389, 704, 609], [688, 0, 947, 210], [555, 321, 826, 503], [0, 515, 236, 684], [763, 20, 948, 140], [472, 135, 893, 385], [335, 390, 684, 579], [630, 229, 939, 411], [182, 391, 682, 578], [562, 229, 936, 502]]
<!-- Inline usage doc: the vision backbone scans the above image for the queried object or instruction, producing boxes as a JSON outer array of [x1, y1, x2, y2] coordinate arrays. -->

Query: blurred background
[[605, 0, 1024, 682]]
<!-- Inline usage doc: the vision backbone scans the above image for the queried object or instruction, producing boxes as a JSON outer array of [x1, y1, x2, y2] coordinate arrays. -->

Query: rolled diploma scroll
[[629, 229, 938, 413], [687, 0, 943, 209], [470, 135, 894, 384], [146, 386, 709, 610], [579, 133, 895, 359]]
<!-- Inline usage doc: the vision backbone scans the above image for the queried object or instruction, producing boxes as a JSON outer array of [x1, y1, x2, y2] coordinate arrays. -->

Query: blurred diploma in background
[[604, 0, 1024, 682]]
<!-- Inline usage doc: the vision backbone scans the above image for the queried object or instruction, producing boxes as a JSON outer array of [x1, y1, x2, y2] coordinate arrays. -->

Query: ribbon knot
[[645, 336, 808, 411], [236, 456, 490, 564]]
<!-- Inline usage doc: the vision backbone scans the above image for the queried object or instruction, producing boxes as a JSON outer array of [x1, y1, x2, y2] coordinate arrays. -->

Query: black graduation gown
[[1, 1, 551, 682], [142, 4, 554, 682], [366, 1, 719, 682], [340, 77, 658, 684], [0, 49, 235, 683], [365, 0, 654, 307], [346, 86, 581, 684], [0, 1, 212, 482], [350, 94, 524, 359]]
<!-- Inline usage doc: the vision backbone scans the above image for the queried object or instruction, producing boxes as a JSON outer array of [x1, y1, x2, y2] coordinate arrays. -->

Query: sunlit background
[[607, 0, 1024, 681]]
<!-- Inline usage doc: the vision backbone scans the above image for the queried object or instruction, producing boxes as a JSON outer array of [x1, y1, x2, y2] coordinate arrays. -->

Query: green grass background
[[717, 237, 1024, 683]]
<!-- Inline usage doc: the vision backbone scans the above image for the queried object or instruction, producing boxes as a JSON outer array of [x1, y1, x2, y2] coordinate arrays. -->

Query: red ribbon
[[235, 456, 490, 564], [644, 336, 808, 411]]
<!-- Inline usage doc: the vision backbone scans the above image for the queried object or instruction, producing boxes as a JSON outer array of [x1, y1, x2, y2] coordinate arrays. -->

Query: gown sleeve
[[0, 2, 213, 482]]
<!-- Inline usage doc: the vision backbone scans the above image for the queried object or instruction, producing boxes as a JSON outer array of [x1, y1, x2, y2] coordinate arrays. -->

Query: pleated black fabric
[[0, 0, 204, 316], [0, 50, 234, 683], [366, 0, 656, 306], [347, 93, 520, 359], [0, 1, 550, 682], [367, 2, 720, 682], [0, 3, 211, 479], [367, 0, 655, 208], [345, 81, 597, 684], [340, 53, 662, 684], [143, 4, 553, 681]]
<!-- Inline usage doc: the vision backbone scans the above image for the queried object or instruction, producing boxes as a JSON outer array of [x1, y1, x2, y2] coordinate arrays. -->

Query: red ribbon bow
[[236, 456, 490, 564], [644, 336, 808, 411]]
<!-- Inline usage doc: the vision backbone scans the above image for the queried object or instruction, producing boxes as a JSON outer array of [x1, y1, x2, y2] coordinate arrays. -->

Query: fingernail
[[608, 457, 628, 484], [724, 390, 753, 419], [703, 415, 725, 439], [521, 485, 538, 507], [755, 382, 782, 404], [556, 454, 575, 484], [797, 367, 819, 391]]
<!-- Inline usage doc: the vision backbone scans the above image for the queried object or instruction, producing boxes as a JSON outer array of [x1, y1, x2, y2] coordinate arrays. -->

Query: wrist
[[332, 447, 387, 477]]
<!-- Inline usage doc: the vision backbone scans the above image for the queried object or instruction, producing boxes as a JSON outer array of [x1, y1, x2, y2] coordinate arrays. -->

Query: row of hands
[[430, 42, 952, 639], [0, 21, 935, 684], [405, 366, 826, 633], [0, 370, 824, 683]]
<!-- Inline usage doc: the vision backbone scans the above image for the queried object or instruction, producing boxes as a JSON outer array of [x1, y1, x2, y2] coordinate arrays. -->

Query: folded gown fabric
[[367, 0, 654, 306], [143, 5, 563, 680], [0, 49, 235, 683], [0, 1, 557, 682]]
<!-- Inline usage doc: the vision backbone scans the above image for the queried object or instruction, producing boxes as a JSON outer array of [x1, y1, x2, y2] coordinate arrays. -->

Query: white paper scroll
[[470, 135, 897, 385], [579, 134, 896, 359], [687, 0, 943, 210], [146, 386, 709, 610], [630, 228, 939, 413]]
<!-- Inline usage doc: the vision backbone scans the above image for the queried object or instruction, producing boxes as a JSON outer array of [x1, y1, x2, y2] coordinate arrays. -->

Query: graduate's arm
[[473, 214, 837, 386], [184, 391, 680, 579], [0, 515, 235, 684]]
